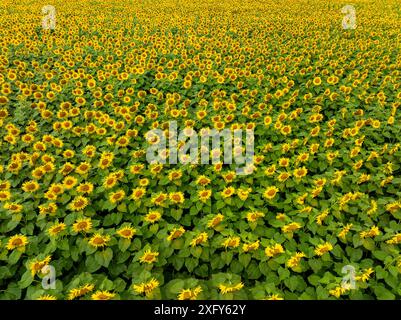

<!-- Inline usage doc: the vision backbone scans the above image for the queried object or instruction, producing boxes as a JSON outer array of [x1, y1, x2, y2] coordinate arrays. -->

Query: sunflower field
[[0, 0, 401, 300]]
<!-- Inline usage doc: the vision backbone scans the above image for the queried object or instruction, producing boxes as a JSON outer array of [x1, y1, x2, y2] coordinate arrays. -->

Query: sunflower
[[313, 76, 322, 86], [117, 225, 136, 240], [386, 233, 401, 245], [82, 145, 97, 158], [263, 186, 279, 200], [91, 290, 115, 300], [287, 252, 306, 269], [314, 242, 333, 256], [264, 165, 276, 176], [139, 249, 159, 264], [0, 95, 9, 105], [29, 255, 51, 276], [178, 286, 202, 300], [0, 189, 11, 202], [76, 182, 94, 194], [6, 234, 28, 250], [61, 121, 73, 130], [88, 234, 111, 248], [63, 176, 78, 189], [264, 116, 272, 126], [37, 295, 57, 300], [72, 217, 92, 233], [221, 186, 235, 198], [237, 188, 251, 201], [33, 142, 46, 152], [198, 189, 212, 202], [103, 174, 118, 189], [131, 187, 146, 201], [129, 164, 144, 175], [53, 137, 64, 148], [222, 236, 240, 248], [355, 268, 375, 283], [360, 226, 380, 239], [116, 136, 130, 147], [109, 189, 125, 203], [207, 214, 224, 228], [48, 183, 64, 195], [98, 156, 112, 169], [75, 162, 91, 175], [196, 175, 211, 186], [167, 226, 185, 241], [41, 163, 55, 174], [63, 149, 75, 158], [282, 222, 302, 233], [3, 202, 23, 213], [297, 193, 309, 205], [22, 180, 40, 193], [190, 232, 208, 247], [277, 172, 291, 182], [246, 211, 265, 223], [278, 158, 290, 167], [37, 201, 57, 215], [168, 169, 182, 181], [265, 243, 284, 257], [87, 79, 97, 89], [68, 284, 95, 300], [48, 222, 66, 237], [138, 178, 149, 187], [222, 171, 236, 183], [169, 191, 184, 204], [218, 282, 244, 294], [280, 125, 292, 135], [133, 278, 160, 297], [293, 167, 308, 179], [144, 211, 162, 223], [338, 223, 353, 240], [69, 196, 89, 211], [266, 294, 284, 300], [0, 180, 10, 190], [196, 110, 207, 120], [4, 135, 17, 145], [59, 163, 75, 176]]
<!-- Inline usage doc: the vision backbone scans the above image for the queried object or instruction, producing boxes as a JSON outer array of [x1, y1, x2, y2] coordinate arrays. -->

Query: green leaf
[[348, 248, 363, 262], [308, 275, 320, 286], [18, 271, 33, 289], [95, 251, 104, 265], [171, 209, 182, 221], [308, 259, 322, 273], [117, 203, 127, 213], [103, 248, 113, 267], [278, 267, 290, 280], [247, 262, 261, 279], [87, 255, 102, 272], [372, 250, 387, 261], [362, 239, 375, 251], [168, 279, 185, 294], [284, 276, 299, 292], [185, 258, 198, 272], [230, 260, 243, 273], [239, 253, 251, 268], [172, 257, 184, 270], [6, 219, 20, 232], [118, 238, 131, 252], [221, 251, 233, 265], [259, 262, 271, 276], [216, 200, 225, 210], [374, 285, 395, 300], [8, 250, 22, 265]]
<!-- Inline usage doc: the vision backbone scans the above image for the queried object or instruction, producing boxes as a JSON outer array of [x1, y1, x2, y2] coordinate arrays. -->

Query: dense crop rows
[[0, 0, 401, 300]]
